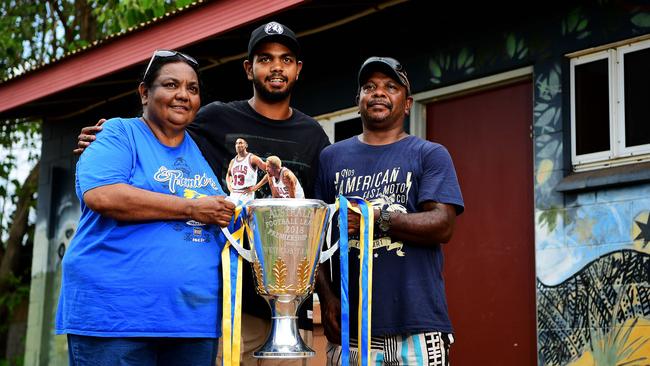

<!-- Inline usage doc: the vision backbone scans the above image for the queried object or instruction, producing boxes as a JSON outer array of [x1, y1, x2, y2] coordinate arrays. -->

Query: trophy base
[[253, 315, 315, 359], [253, 350, 315, 359]]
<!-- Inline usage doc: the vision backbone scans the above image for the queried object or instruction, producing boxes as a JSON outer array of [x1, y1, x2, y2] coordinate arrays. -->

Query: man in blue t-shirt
[[315, 57, 464, 365]]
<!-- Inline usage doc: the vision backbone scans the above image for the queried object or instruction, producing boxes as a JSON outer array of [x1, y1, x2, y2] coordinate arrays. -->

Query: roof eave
[[0, 0, 305, 116]]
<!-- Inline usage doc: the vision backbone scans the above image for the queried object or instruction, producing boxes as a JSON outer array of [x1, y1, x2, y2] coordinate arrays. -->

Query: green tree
[[0, 1, 191, 363]]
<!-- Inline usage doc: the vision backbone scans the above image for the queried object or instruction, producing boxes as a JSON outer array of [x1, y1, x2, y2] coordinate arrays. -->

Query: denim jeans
[[67, 334, 218, 366]]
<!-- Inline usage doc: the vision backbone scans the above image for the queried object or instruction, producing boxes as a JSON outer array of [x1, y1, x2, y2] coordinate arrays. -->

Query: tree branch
[[50, 0, 72, 45], [39, 4, 48, 63], [0, 161, 39, 292], [77, 0, 96, 42]]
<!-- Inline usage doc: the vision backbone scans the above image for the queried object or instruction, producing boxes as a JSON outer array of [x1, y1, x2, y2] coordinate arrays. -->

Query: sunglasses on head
[[142, 50, 199, 81]]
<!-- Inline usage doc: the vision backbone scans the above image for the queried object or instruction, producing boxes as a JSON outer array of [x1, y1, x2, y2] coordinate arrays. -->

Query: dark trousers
[[67, 334, 218, 366]]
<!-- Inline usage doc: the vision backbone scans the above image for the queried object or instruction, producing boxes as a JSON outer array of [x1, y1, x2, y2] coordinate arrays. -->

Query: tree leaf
[[153, 4, 165, 18], [567, 10, 579, 32], [631, 13, 650, 28], [576, 19, 588, 32], [506, 33, 516, 58], [429, 59, 442, 78], [457, 48, 470, 68], [519, 47, 528, 60], [536, 107, 556, 128]]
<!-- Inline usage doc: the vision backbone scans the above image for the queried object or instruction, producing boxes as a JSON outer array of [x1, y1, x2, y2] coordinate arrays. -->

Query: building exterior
[[1, 1, 649, 365]]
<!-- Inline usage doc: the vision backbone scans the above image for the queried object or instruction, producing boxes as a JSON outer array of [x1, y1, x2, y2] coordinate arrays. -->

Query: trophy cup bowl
[[243, 198, 332, 358]]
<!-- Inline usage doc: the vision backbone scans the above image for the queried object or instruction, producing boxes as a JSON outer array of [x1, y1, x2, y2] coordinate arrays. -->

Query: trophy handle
[[319, 203, 339, 264], [320, 240, 339, 263], [220, 226, 253, 262]]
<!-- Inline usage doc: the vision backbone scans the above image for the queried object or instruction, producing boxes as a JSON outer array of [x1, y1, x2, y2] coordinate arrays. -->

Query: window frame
[[570, 39, 650, 172], [616, 39, 650, 157], [570, 49, 615, 166], [315, 106, 359, 143]]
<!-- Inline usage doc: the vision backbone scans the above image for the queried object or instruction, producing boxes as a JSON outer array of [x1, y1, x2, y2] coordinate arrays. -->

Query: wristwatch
[[377, 209, 391, 234]]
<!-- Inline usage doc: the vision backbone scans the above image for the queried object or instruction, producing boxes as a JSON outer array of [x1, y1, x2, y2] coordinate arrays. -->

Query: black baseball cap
[[247, 21, 300, 59], [358, 56, 411, 95]]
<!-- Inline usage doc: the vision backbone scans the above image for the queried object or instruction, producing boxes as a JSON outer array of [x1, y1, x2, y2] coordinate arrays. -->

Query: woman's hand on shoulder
[[188, 195, 236, 227]]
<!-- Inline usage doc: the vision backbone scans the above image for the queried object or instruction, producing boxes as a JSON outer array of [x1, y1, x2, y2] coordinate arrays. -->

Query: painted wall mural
[[537, 198, 650, 365], [422, 2, 650, 365]]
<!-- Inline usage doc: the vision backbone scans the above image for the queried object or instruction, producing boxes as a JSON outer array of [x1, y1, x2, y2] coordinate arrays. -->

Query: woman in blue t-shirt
[[55, 50, 235, 365]]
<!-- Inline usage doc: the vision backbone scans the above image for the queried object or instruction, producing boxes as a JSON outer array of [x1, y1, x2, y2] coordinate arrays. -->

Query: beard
[[252, 77, 294, 103], [360, 101, 393, 124], [360, 109, 387, 124]]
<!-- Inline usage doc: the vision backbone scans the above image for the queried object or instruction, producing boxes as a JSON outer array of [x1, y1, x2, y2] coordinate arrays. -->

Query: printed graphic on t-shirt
[[334, 166, 413, 257], [154, 167, 220, 193], [226, 137, 305, 202], [231, 155, 257, 189], [153, 158, 218, 243]]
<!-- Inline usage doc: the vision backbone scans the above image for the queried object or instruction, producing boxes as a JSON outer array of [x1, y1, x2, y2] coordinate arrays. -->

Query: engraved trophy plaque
[[223, 198, 337, 358]]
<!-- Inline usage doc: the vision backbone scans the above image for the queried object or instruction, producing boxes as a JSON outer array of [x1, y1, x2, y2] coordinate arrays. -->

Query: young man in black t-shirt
[[76, 21, 330, 366]]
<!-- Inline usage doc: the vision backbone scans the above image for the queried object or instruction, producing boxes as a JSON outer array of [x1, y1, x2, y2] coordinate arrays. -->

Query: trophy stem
[[253, 300, 315, 358]]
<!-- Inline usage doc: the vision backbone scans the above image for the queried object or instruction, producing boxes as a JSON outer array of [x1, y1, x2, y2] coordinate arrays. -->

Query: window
[[570, 39, 650, 171], [316, 107, 363, 144], [334, 117, 362, 142]]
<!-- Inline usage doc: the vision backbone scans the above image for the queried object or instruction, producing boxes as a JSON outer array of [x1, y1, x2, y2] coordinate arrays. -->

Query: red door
[[426, 80, 536, 365]]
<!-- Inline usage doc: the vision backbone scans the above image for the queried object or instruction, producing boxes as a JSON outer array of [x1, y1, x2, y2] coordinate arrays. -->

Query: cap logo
[[264, 22, 284, 35]]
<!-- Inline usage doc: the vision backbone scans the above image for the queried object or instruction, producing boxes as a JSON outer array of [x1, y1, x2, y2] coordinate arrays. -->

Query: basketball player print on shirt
[[226, 138, 268, 204], [255, 155, 305, 199], [227, 138, 305, 201], [334, 166, 413, 257], [153, 157, 219, 243]]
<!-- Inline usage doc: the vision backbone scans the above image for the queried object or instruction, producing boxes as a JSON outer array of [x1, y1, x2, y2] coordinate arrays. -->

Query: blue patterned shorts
[[326, 332, 453, 366]]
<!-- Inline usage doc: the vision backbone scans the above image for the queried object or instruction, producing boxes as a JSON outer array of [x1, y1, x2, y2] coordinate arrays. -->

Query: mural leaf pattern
[[631, 13, 650, 28], [562, 8, 591, 39], [538, 251, 650, 365]]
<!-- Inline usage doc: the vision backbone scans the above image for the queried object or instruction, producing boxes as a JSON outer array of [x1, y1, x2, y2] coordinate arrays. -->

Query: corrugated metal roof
[[2, 0, 207, 84]]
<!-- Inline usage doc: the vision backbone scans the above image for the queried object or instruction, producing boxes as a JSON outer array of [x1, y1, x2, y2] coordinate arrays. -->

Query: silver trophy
[[222, 198, 337, 358]]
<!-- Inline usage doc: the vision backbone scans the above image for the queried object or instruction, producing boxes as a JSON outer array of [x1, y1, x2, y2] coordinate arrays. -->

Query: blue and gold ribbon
[[337, 195, 374, 366], [248, 215, 266, 277], [337, 197, 351, 366], [221, 206, 244, 366]]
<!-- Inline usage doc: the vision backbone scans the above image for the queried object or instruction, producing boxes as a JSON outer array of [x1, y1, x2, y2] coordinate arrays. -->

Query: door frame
[[315, 106, 358, 143], [410, 66, 534, 139]]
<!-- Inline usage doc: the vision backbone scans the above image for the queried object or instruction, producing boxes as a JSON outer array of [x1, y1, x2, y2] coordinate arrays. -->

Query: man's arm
[[225, 159, 235, 193], [267, 174, 281, 198], [73, 119, 106, 155], [347, 201, 457, 246], [386, 201, 456, 244], [251, 174, 269, 193], [84, 183, 235, 227], [283, 170, 297, 198], [312, 148, 342, 344], [316, 268, 341, 345], [250, 154, 267, 172]]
